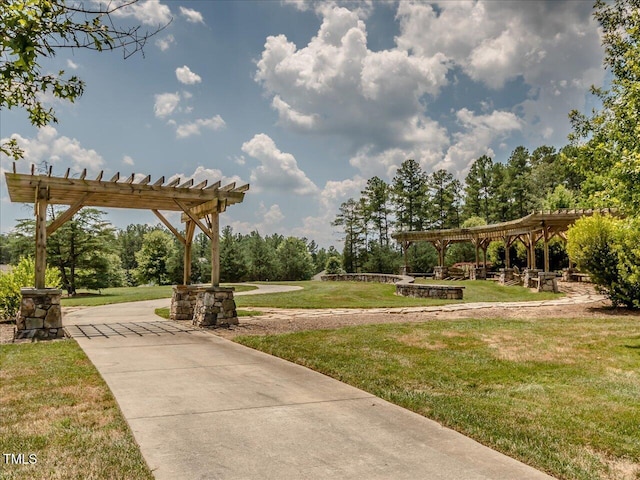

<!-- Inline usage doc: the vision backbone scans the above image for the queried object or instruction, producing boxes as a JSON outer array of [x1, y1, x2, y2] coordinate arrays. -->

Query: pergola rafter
[[392, 208, 620, 273], [5, 165, 248, 288]]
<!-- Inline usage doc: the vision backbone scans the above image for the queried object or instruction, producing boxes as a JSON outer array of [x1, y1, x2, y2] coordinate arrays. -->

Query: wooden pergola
[[5, 164, 248, 289], [392, 208, 619, 273]]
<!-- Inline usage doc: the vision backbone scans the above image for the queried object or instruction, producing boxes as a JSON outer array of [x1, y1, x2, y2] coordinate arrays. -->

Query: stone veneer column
[[537, 272, 558, 293], [170, 285, 201, 321], [17, 288, 64, 340], [523, 269, 541, 288], [192, 287, 238, 327], [470, 267, 486, 280], [499, 268, 514, 285], [433, 266, 448, 280]]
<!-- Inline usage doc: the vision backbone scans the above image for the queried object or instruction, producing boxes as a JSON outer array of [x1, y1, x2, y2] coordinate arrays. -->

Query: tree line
[[333, 145, 581, 274], [0, 216, 337, 295]]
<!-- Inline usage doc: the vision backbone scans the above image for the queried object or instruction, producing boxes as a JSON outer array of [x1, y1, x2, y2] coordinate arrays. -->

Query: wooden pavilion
[[392, 208, 619, 274], [5, 164, 248, 338]]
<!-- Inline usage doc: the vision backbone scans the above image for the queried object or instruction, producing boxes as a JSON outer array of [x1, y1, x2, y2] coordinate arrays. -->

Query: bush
[[0, 258, 62, 319], [325, 255, 343, 274], [567, 214, 640, 308]]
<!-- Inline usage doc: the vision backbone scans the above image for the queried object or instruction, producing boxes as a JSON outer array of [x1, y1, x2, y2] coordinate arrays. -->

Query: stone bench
[[396, 283, 464, 300]]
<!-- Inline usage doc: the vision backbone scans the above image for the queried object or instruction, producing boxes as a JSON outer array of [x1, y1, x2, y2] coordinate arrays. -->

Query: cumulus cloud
[[107, 0, 172, 25], [255, 1, 604, 177], [155, 34, 175, 51], [3, 126, 104, 173], [66, 59, 78, 70], [241, 134, 318, 195], [179, 6, 205, 24], [175, 116, 226, 138], [122, 155, 135, 166], [153, 92, 180, 118], [175, 65, 202, 85]]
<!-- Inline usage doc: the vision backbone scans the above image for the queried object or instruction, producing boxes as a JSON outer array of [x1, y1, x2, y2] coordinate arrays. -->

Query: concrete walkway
[[64, 298, 555, 479]]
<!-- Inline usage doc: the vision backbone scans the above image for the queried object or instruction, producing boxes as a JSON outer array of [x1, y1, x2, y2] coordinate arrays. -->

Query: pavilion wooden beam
[[183, 220, 196, 285], [47, 193, 90, 236], [34, 186, 48, 289], [152, 209, 186, 245], [174, 200, 214, 242], [210, 211, 220, 287]]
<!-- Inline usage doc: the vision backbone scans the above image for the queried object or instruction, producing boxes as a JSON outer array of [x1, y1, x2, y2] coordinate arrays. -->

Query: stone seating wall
[[321, 273, 464, 300]]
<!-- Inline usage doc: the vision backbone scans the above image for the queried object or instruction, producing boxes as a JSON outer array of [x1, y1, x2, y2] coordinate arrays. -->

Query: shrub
[[325, 256, 343, 274], [0, 258, 62, 319], [567, 214, 640, 308]]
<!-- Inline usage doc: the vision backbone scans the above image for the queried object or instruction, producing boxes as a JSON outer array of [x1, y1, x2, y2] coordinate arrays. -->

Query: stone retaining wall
[[396, 283, 464, 299], [321, 273, 408, 284], [17, 288, 64, 340]]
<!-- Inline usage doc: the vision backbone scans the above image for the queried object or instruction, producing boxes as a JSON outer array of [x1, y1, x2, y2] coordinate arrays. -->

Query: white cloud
[[175, 65, 202, 85], [255, 1, 604, 176], [241, 134, 318, 195], [155, 34, 175, 51], [179, 6, 205, 24], [444, 109, 522, 175], [66, 59, 78, 70], [122, 155, 135, 166], [3, 126, 104, 174], [167, 166, 244, 190], [153, 92, 180, 118], [175, 116, 226, 139], [108, 0, 172, 26]]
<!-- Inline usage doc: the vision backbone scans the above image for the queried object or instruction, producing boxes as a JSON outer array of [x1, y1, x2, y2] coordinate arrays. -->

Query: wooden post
[[211, 211, 220, 287], [403, 241, 410, 274], [504, 236, 511, 269], [543, 227, 550, 272], [474, 238, 479, 267], [34, 186, 48, 289], [183, 221, 196, 285]]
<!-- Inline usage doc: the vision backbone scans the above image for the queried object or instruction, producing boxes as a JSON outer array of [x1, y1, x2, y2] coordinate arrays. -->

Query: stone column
[[17, 288, 64, 340], [537, 272, 558, 293], [470, 267, 486, 280], [170, 285, 201, 321], [523, 269, 540, 288], [193, 287, 238, 327], [499, 268, 514, 285], [434, 266, 448, 280]]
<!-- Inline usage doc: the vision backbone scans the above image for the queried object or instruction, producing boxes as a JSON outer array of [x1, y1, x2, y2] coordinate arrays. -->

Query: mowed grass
[[61, 284, 257, 307], [0, 341, 153, 480], [236, 316, 640, 480], [235, 279, 561, 309]]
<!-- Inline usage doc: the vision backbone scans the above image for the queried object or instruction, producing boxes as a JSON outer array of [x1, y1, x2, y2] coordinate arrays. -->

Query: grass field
[[60, 284, 257, 307], [0, 341, 153, 480], [236, 316, 640, 480], [234, 279, 562, 309]]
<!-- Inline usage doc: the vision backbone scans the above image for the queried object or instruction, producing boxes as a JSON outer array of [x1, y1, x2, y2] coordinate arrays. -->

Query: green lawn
[[0, 341, 153, 480], [234, 280, 562, 309], [61, 284, 257, 307], [236, 316, 640, 480]]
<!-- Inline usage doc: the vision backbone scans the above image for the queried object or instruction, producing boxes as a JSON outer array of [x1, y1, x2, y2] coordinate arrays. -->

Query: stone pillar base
[[470, 267, 486, 280], [434, 266, 448, 280], [171, 285, 201, 321], [499, 268, 514, 285], [537, 272, 558, 293], [193, 287, 238, 327], [562, 268, 575, 282], [17, 288, 64, 340], [523, 269, 541, 288]]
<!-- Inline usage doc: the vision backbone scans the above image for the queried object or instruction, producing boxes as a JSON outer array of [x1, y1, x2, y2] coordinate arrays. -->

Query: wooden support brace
[[47, 193, 90, 235], [152, 210, 186, 245], [174, 200, 214, 241]]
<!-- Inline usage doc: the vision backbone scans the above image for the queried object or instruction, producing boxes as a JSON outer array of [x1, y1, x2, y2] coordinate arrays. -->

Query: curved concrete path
[[63, 288, 556, 480]]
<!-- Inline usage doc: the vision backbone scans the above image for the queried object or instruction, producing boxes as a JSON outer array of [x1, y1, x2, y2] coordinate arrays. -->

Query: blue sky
[[1, 0, 605, 247]]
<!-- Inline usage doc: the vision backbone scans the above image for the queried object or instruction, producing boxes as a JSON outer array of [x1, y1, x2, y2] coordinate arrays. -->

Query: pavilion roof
[[4, 165, 248, 214], [392, 208, 620, 244]]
